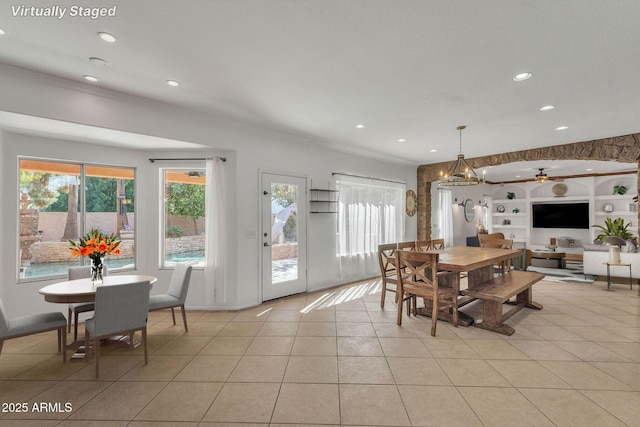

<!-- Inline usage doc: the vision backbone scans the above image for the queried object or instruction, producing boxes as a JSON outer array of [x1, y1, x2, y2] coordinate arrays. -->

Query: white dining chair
[[148, 264, 192, 332], [1, 297, 67, 362], [67, 265, 108, 341], [84, 281, 150, 378]]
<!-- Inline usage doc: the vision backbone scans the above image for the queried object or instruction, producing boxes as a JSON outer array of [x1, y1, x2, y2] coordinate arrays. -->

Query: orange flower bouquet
[[69, 229, 121, 284]]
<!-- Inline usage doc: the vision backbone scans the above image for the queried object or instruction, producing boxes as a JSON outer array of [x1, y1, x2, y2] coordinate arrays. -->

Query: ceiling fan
[[534, 168, 550, 183]]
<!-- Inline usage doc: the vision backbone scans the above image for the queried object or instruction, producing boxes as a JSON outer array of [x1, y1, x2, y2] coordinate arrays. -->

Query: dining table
[[39, 274, 157, 303], [416, 245, 525, 326], [39, 274, 157, 359]]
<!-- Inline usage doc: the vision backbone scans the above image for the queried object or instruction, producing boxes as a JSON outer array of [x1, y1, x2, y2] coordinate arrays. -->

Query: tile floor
[[0, 277, 639, 426]]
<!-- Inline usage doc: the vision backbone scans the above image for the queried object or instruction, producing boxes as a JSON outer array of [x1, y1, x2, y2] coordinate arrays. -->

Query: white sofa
[[582, 244, 640, 280]]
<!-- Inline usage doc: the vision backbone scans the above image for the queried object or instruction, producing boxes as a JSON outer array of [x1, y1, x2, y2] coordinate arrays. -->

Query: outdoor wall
[[36, 212, 136, 242], [0, 63, 417, 316]]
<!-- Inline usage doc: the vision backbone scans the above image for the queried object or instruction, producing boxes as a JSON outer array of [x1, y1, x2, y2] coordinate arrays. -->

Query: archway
[[417, 132, 640, 240]]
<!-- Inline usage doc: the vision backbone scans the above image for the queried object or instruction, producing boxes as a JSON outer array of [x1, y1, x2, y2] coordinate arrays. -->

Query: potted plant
[[592, 217, 635, 242], [613, 185, 628, 195]]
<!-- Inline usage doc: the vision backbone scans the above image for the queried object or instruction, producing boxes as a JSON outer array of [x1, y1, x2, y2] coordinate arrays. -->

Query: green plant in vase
[[592, 217, 635, 241]]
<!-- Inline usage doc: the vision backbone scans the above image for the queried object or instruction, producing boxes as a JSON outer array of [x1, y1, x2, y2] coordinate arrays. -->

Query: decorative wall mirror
[[463, 198, 475, 222]]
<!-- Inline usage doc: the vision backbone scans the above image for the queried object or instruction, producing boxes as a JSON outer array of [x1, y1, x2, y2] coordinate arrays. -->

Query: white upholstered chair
[[148, 264, 192, 332], [1, 298, 67, 362], [84, 281, 150, 378], [67, 265, 108, 340]]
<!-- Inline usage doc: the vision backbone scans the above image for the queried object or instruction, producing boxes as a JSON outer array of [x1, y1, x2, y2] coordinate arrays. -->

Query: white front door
[[261, 173, 307, 301]]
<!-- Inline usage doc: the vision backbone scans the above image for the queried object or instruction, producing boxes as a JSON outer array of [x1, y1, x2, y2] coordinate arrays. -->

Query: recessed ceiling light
[[515, 175, 521, 178], [512, 72, 532, 82], [539, 105, 555, 111], [586, 168, 593, 171], [89, 57, 107, 66], [166, 80, 179, 87], [430, 149, 437, 153], [355, 124, 365, 129], [555, 126, 568, 131], [398, 138, 406, 143], [83, 75, 98, 82], [0, 28, 6, 35], [98, 32, 116, 43]]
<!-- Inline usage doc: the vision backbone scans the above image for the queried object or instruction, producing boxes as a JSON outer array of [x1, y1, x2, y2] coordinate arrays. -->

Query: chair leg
[[170, 307, 176, 325], [430, 298, 438, 337], [380, 278, 386, 308], [129, 332, 134, 350], [0, 340, 4, 355], [68, 307, 72, 333], [94, 337, 100, 379], [142, 328, 148, 365], [73, 312, 79, 341], [57, 328, 62, 352], [84, 329, 90, 364], [180, 305, 188, 332], [61, 327, 67, 362], [396, 292, 404, 325]]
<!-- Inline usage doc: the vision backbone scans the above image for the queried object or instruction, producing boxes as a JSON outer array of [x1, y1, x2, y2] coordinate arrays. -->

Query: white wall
[[0, 64, 417, 317]]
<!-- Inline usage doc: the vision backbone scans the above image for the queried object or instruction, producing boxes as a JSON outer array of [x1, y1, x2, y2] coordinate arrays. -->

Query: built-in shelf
[[487, 174, 640, 248]]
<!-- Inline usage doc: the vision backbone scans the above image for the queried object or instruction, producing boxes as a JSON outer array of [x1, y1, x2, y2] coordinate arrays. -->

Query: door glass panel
[[271, 183, 298, 283]]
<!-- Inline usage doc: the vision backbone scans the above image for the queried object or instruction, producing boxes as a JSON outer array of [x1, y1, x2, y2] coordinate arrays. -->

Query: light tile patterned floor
[[0, 277, 638, 426]]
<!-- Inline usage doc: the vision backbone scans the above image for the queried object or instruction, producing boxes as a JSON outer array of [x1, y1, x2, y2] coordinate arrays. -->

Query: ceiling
[[1, 0, 639, 171]]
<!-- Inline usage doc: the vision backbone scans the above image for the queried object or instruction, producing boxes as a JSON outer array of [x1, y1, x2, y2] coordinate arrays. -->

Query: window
[[336, 175, 404, 256], [162, 168, 207, 267], [18, 158, 136, 280]]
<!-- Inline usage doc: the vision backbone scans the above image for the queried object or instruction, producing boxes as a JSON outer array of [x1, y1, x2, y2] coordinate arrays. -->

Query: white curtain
[[336, 175, 405, 280], [438, 188, 453, 247], [204, 158, 226, 305]]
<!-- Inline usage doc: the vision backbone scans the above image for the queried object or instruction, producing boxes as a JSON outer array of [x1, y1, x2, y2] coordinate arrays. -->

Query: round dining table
[[39, 274, 157, 303]]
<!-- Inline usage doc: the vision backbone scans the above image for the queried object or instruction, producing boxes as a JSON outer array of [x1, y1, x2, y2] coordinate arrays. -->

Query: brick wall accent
[[417, 133, 640, 240]]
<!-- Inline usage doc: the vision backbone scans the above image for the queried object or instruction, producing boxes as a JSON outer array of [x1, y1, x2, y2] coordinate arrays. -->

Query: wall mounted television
[[532, 202, 590, 229]]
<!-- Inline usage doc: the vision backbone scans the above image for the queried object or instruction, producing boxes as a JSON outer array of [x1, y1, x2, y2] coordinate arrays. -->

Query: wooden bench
[[461, 270, 544, 335]]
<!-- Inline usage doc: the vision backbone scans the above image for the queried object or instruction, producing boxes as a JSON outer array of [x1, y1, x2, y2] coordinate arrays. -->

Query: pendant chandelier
[[534, 168, 548, 183], [438, 125, 483, 186]]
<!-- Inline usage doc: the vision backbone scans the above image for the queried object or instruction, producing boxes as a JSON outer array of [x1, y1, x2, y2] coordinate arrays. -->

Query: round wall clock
[[497, 204, 505, 213], [406, 190, 417, 217]]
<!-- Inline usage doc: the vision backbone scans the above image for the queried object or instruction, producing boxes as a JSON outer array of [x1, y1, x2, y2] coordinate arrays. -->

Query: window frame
[[160, 167, 207, 269], [17, 156, 137, 282]]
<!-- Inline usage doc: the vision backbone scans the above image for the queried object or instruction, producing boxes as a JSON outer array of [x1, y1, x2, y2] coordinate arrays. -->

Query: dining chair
[[67, 265, 108, 341], [148, 264, 192, 332], [0, 297, 67, 362], [415, 239, 446, 252], [395, 250, 458, 336], [378, 243, 400, 309], [84, 281, 150, 378], [478, 232, 505, 245], [479, 238, 514, 275], [397, 241, 416, 251]]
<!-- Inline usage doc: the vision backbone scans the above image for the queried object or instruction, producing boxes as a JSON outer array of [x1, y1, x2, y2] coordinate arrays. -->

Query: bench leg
[[516, 288, 543, 310], [473, 300, 515, 336]]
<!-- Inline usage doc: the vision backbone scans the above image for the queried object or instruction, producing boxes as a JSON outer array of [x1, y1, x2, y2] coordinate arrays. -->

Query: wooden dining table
[[416, 245, 525, 326], [39, 274, 157, 359]]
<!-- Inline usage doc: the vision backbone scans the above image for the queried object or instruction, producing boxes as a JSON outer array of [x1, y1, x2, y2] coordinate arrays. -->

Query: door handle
[[264, 242, 270, 247]]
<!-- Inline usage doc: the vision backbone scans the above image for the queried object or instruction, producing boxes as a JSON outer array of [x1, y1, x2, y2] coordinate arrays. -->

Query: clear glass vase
[[90, 257, 104, 285]]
